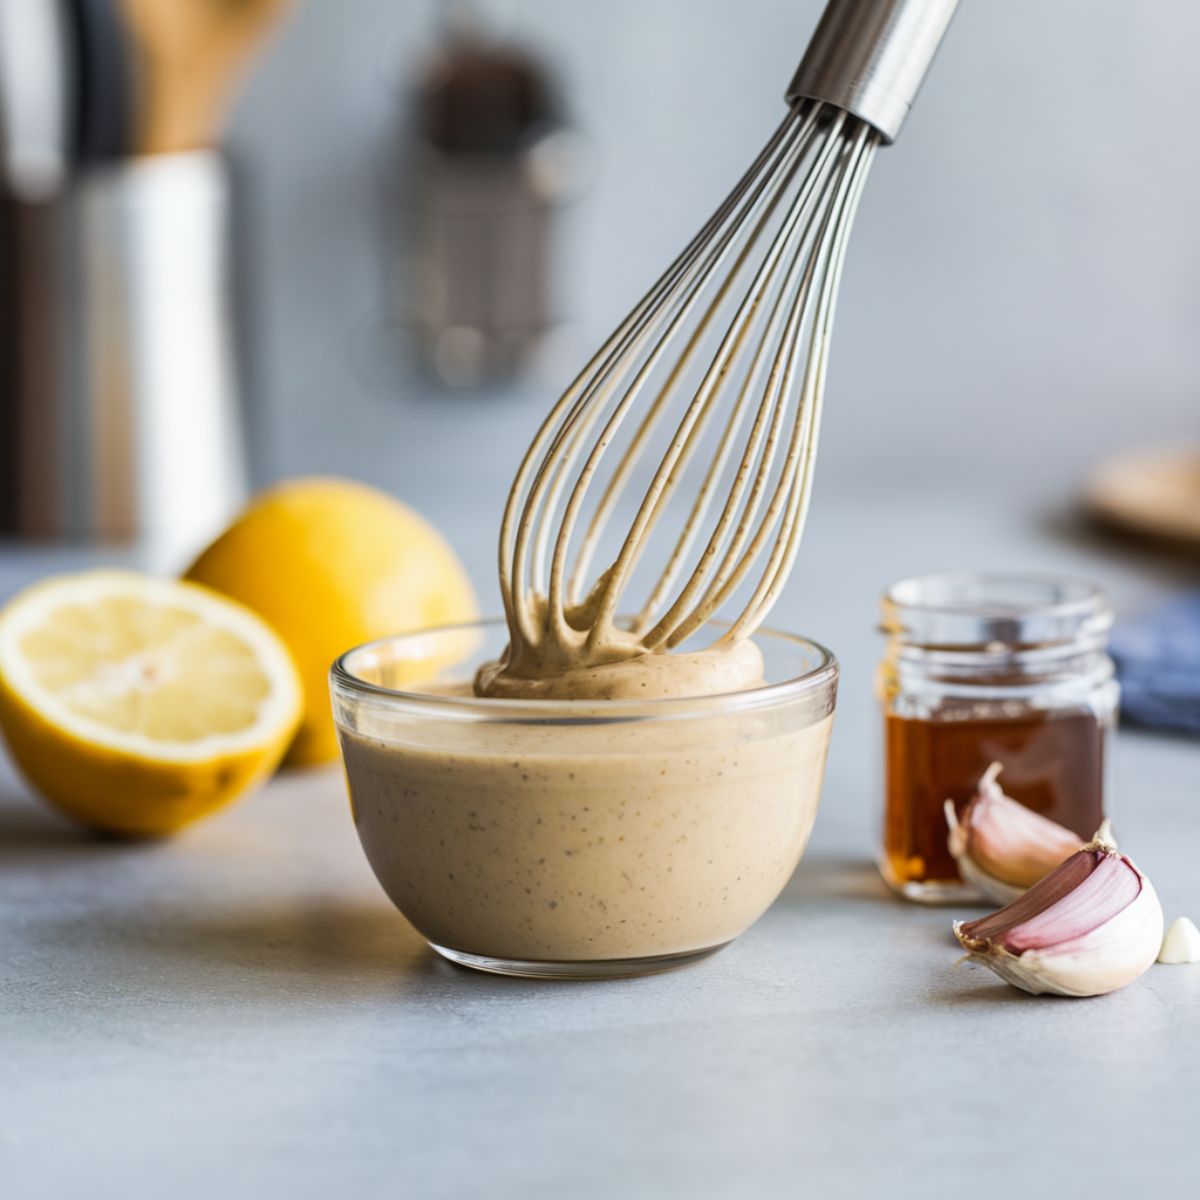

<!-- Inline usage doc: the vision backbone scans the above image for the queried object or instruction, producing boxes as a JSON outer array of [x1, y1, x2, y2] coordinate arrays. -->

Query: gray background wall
[[229, 0, 1199, 586]]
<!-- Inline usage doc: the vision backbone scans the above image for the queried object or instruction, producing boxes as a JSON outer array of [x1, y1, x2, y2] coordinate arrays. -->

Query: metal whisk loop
[[575, 110, 845, 642], [541, 111, 817, 631], [672, 124, 877, 649], [498, 110, 803, 654], [610, 117, 874, 652], [499, 103, 878, 667], [560, 108, 822, 606], [496, 0, 957, 676]]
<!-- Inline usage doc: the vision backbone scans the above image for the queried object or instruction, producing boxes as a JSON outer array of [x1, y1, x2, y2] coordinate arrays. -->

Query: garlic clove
[[1158, 916, 1200, 964], [944, 762, 1085, 904], [953, 836, 1163, 997]]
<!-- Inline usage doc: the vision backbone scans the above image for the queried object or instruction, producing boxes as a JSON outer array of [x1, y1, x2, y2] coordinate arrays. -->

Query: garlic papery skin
[[1158, 916, 1200, 964], [944, 763, 1086, 905], [953, 840, 1164, 998]]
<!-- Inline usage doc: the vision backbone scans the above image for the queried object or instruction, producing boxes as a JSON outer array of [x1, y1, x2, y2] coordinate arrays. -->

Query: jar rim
[[330, 617, 838, 723], [881, 571, 1113, 652]]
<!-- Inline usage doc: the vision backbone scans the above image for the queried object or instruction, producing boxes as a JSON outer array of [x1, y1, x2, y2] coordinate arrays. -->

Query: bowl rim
[[330, 617, 838, 724]]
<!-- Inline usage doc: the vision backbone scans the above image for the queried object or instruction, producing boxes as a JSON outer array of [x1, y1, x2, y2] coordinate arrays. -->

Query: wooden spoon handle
[[120, 0, 294, 154]]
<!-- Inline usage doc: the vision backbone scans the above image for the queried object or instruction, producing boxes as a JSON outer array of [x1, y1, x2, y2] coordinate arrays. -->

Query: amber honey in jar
[[877, 572, 1118, 903]]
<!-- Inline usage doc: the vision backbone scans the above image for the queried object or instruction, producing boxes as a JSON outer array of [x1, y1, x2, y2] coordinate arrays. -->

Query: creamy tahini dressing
[[474, 633, 766, 700], [341, 612, 832, 964], [341, 701, 831, 963]]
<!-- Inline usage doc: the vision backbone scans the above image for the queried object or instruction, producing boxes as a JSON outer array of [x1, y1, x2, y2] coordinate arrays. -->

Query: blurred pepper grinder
[[0, 0, 290, 568], [408, 2, 581, 388]]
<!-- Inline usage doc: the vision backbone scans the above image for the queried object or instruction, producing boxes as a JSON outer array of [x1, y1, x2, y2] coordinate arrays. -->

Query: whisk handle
[[786, 0, 958, 142]]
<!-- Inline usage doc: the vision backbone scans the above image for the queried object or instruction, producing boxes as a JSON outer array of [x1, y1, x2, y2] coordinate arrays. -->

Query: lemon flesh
[[0, 571, 302, 835], [185, 477, 477, 766]]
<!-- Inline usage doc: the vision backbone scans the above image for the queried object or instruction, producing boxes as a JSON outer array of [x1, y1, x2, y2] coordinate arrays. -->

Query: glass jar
[[877, 572, 1118, 904]]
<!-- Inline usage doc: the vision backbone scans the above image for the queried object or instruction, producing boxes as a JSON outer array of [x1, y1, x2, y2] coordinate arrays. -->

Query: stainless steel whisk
[[499, 0, 958, 675]]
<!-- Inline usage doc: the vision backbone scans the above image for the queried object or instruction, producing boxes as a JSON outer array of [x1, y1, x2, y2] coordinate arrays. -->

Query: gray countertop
[[2, 482, 1198, 1199]]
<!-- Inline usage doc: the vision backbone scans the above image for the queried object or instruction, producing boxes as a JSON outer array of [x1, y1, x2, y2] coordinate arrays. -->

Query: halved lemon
[[0, 571, 302, 836]]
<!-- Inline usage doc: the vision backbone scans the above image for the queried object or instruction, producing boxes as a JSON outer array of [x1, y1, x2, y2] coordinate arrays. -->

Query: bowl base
[[428, 939, 732, 980]]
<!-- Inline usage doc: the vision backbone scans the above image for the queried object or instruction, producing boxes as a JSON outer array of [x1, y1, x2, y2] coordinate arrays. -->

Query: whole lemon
[[185, 478, 477, 766]]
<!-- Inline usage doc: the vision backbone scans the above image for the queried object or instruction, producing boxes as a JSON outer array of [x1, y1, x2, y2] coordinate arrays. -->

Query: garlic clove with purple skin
[[953, 836, 1163, 998], [945, 762, 1086, 905]]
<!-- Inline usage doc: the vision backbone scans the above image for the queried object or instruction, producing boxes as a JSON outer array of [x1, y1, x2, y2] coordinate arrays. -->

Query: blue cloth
[[1111, 592, 1200, 735]]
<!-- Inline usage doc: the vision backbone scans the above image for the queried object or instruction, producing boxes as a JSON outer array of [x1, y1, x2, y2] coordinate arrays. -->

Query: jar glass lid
[[881, 572, 1113, 652]]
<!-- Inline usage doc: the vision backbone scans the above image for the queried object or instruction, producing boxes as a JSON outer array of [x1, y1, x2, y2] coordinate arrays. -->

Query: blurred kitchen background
[[239, 0, 1199, 504], [3, 0, 1198, 632]]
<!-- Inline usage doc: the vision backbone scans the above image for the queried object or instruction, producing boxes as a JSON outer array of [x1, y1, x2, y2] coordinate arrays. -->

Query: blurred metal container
[[1, 0, 259, 566], [77, 150, 245, 565], [409, 25, 579, 388], [0, 151, 246, 568]]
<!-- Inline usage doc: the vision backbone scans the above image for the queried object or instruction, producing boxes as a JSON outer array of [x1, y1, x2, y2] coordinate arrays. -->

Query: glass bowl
[[330, 618, 837, 979]]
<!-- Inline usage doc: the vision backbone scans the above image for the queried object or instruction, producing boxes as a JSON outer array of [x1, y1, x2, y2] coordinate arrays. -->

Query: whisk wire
[[668, 129, 865, 642], [565, 108, 823, 610], [545, 108, 820, 637], [500, 98, 880, 669], [593, 111, 843, 639], [499, 109, 805, 652], [636, 111, 862, 647], [724, 124, 877, 644]]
